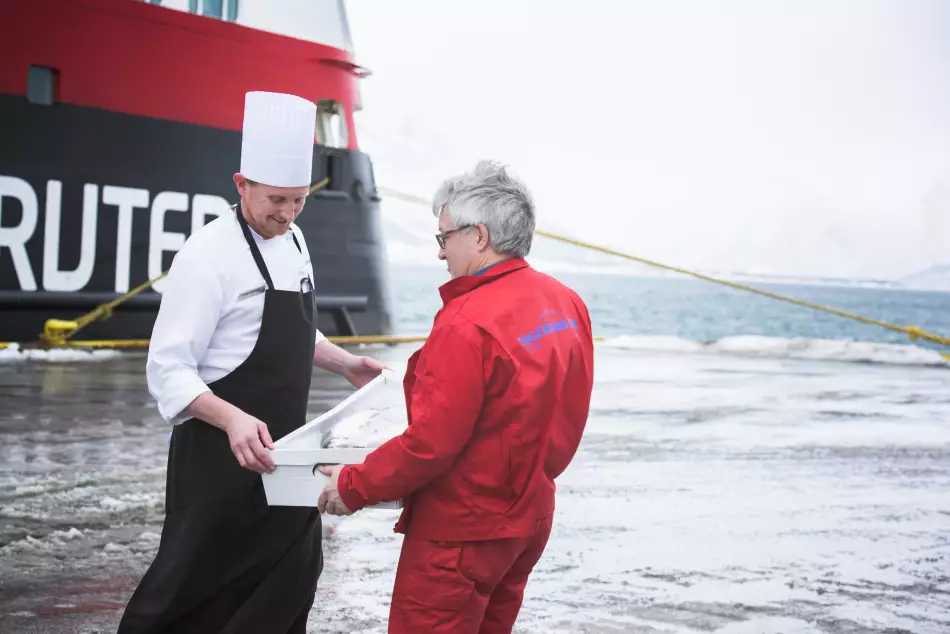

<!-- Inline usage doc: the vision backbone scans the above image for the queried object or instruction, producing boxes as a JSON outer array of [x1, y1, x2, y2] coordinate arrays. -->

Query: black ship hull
[[0, 94, 394, 342]]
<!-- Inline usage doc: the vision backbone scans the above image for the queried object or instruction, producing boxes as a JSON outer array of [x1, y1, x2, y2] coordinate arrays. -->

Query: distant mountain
[[377, 193, 948, 292], [899, 264, 950, 291], [707, 270, 902, 290]]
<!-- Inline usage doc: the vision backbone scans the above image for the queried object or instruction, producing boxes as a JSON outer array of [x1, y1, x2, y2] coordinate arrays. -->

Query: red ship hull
[[0, 0, 393, 340]]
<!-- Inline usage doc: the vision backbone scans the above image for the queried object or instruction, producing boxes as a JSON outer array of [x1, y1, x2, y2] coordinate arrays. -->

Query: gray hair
[[431, 160, 536, 258]]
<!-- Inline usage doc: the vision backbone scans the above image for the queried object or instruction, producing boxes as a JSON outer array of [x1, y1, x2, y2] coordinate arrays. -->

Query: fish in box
[[261, 368, 408, 508]]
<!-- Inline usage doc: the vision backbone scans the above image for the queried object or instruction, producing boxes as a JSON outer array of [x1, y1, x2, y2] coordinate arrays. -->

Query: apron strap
[[233, 203, 275, 292]]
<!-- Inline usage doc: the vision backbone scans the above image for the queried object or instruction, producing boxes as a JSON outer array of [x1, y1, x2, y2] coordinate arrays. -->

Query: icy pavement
[[1, 344, 949, 633]]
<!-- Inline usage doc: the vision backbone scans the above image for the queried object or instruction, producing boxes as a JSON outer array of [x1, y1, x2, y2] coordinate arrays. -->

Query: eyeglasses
[[435, 224, 474, 249]]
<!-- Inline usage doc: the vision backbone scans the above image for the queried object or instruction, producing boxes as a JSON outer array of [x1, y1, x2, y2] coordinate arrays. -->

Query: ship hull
[[0, 94, 394, 342]]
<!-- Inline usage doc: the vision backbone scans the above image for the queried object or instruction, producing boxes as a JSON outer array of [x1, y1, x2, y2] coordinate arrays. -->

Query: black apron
[[117, 207, 321, 634]]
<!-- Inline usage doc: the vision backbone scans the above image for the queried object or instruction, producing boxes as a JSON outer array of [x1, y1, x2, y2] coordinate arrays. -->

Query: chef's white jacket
[[146, 212, 327, 425]]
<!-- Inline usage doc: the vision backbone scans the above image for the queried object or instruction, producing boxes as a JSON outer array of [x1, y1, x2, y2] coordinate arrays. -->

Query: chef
[[116, 91, 385, 634]]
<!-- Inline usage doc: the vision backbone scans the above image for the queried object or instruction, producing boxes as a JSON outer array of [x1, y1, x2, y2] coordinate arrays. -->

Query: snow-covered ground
[[1, 343, 948, 633]]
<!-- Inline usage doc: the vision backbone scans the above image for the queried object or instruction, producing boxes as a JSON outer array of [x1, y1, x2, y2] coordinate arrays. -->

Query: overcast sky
[[345, 0, 950, 280]]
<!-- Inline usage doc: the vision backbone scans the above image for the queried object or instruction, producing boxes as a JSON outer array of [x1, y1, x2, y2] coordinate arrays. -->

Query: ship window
[[205, 0, 222, 17], [315, 100, 348, 149], [188, 0, 238, 20], [27, 66, 59, 106]]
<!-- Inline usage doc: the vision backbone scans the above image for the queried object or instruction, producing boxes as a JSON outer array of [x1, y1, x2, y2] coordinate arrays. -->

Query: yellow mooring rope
[[0, 180, 947, 361], [534, 230, 950, 350], [378, 186, 950, 358]]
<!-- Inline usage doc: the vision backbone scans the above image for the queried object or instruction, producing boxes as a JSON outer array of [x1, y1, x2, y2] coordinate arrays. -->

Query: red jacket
[[337, 258, 595, 541]]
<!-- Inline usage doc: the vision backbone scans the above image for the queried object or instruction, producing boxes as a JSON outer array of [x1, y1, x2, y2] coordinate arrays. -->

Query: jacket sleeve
[[337, 316, 484, 511]]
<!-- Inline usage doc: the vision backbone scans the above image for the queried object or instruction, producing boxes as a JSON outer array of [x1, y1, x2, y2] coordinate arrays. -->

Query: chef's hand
[[225, 412, 276, 474], [317, 464, 353, 516], [343, 355, 389, 389]]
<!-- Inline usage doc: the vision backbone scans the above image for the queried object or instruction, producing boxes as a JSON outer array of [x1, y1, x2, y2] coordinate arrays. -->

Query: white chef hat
[[239, 91, 317, 188]]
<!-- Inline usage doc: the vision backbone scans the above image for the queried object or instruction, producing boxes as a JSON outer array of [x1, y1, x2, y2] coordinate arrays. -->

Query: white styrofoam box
[[262, 368, 407, 509]]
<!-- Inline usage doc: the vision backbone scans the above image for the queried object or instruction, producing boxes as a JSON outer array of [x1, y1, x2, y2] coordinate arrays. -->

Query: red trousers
[[388, 517, 553, 634]]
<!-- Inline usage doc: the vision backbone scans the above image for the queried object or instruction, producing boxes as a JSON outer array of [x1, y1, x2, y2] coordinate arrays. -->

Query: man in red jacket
[[318, 160, 595, 633]]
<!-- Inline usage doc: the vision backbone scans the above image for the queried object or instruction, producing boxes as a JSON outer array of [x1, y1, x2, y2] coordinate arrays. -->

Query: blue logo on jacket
[[518, 310, 578, 352]]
